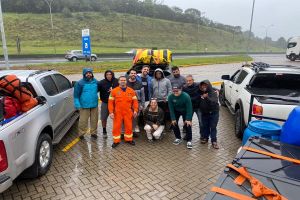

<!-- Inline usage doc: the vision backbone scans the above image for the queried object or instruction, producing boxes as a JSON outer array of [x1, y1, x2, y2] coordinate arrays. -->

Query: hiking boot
[[187, 141, 193, 149], [103, 132, 108, 139], [212, 142, 219, 149], [200, 138, 208, 144], [126, 141, 136, 146], [91, 134, 98, 139], [112, 143, 120, 148], [79, 135, 85, 140], [173, 138, 182, 145]]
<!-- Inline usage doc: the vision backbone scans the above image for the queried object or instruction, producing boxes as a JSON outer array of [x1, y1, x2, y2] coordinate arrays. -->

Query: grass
[[12, 55, 253, 75], [2, 12, 283, 55]]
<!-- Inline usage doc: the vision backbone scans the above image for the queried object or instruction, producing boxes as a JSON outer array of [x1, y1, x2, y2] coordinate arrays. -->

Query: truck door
[[39, 75, 66, 130], [224, 70, 240, 105], [52, 74, 75, 119], [230, 70, 249, 105]]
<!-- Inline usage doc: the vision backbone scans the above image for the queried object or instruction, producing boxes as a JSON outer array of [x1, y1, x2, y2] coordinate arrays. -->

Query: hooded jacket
[[136, 74, 152, 101], [74, 68, 99, 109], [198, 80, 219, 114], [127, 78, 145, 107], [151, 68, 172, 101], [98, 70, 119, 103], [183, 82, 200, 109]]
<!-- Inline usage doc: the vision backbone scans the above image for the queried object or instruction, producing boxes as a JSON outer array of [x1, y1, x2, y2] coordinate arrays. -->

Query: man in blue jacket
[[136, 65, 152, 107], [74, 68, 99, 139]]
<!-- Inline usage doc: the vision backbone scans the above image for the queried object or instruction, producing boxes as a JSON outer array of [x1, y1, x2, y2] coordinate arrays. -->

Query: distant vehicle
[[0, 70, 79, 193], [219, 62, 300, 138], [286, 36, 300, 61], [65, 50, 97, 62]]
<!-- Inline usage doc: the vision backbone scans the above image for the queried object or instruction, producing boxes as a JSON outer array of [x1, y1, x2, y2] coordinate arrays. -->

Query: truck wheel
[[219, 86, 226, 106], [235, 108, 245, 139], [35, 133, 53, 176], [91, 56, 97, 61], [72, 57, 77, 62], [290, 54, 296, 61]]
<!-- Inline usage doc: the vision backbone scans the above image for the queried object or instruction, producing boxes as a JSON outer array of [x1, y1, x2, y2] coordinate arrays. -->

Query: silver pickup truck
[[0, 70, 79, 193]]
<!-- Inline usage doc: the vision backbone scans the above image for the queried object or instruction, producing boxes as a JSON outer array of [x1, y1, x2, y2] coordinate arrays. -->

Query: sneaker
[[173, 138, 182, 145], [187, 141, 193, 149], [79, 135, 85, 140], [112, 143, 120, 148], [126, 141, 136, 146], [91, 134, 98, 139], [212, 142, 219, 149], [133, 132, 139, 138], [103, 132, 108, 139]]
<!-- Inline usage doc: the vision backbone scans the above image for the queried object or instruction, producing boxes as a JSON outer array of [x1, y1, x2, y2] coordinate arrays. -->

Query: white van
[[286, 36, 300, 61]]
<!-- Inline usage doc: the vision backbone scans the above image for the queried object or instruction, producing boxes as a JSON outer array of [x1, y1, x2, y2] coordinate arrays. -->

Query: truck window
[[40, 76, 59, 96], [53, 74, 71, 93], [287, 42, 297, 48], [234, 70, 248, 84], [250, 73, 300, 96], [230, 70, 241, 81]]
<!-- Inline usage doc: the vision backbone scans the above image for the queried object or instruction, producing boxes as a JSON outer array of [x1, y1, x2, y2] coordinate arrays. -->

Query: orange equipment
[[108, 86, 138, 143], [0, 75, 38, 112]]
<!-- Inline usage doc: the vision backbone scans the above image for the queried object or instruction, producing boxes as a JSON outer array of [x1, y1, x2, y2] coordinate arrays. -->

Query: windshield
[[287, 42, 297, 48]]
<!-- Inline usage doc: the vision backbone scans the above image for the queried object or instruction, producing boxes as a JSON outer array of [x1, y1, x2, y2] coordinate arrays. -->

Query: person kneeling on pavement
[[143, 98, 165, 142], [198, 80, 220, 149], [168, 86, 193, 149]]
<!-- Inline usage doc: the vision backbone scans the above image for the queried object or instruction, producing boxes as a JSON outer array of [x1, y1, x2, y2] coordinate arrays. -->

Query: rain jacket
[[151, 68, 172, 101], [74, 68, 98, 109], [183, 82, 200, 109], [98, 70, 119, 103], [198, 80, 219, 114], [136, 74, 152, 101]]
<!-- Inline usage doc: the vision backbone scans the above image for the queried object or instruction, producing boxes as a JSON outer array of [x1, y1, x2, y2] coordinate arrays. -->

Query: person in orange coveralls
[[108, 76, 139, 148]]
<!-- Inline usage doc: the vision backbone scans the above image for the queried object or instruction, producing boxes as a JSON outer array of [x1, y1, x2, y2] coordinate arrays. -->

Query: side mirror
[[72, 81, 77, 87], [36, 96, 47, 104], [221, 75, 230, 80]]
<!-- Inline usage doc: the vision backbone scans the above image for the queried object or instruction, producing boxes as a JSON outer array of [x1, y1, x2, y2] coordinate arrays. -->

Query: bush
[[62, 7, 72, 18]]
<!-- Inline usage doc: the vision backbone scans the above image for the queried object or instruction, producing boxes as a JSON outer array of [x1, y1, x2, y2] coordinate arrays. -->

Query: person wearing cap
[[74, 68, 99, 140], [167, 66, 186, 88], [168, 85, 193, 149], [143, 98, 165, 142], [198, 80, 220, 149]]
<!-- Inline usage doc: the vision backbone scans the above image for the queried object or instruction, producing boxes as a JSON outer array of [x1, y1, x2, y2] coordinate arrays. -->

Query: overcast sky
[[163, 0, 300, 41]]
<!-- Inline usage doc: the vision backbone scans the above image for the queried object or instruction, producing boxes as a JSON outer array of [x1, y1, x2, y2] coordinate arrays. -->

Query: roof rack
[[251, 62, 270, 72]]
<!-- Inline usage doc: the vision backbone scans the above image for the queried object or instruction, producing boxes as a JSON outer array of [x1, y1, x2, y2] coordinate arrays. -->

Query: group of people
[[74, 65, 220, 150]]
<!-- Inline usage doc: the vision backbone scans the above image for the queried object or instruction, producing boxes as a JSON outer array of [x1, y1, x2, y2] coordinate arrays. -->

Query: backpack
[[0, 75, 38, 112]]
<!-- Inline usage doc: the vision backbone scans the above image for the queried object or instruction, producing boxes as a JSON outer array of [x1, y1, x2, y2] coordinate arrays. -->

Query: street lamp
[[43, 0, 56, 54], [262, 24, 274, 52], [246, 0, 255, 55], [0, 0, 9, 69]]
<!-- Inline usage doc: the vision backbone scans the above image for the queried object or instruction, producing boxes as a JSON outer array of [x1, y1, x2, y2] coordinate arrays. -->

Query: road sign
[[82, 29, 91, 56]]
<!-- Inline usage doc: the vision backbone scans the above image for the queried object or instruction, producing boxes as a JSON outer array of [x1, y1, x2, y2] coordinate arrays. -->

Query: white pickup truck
[[219, 62, 300, 138], [0, 70, 79, 193]]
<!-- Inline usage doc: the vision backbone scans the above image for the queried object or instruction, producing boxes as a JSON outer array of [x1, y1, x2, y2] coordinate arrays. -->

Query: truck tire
[[91, 56, 97, 61], [72, 57, 77, 62], [34, 133, 53, 176], [219, 86, 226, 106], [290, 54, 296, 61], [235, 108, 245, 139]]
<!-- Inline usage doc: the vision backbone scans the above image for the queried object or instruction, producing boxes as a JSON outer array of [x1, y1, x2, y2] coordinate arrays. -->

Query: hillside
[[2, 12, 283, 55]]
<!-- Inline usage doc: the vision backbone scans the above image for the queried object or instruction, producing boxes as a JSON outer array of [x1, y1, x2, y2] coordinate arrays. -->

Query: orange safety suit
[[108, 86, 139, 143]]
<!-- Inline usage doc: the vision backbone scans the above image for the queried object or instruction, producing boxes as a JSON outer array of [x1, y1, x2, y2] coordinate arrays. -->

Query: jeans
[[172, 110, 192, 142], [194, 109, 204, 138], [202, 111, 219, 143]]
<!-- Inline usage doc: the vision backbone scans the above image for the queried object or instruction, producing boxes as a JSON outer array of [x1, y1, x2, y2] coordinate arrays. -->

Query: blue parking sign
[[82, 29, 91, 56]]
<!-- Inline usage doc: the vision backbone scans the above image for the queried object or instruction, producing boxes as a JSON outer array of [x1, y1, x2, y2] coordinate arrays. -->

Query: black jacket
[[198, 80, 219, 114], [183, 82, 200, 109], [98, 70, 119, 103], [143, 106, 165, 126]]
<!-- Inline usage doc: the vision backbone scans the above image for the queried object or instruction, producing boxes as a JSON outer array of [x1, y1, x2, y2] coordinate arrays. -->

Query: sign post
[[82, 29, 91, 61]]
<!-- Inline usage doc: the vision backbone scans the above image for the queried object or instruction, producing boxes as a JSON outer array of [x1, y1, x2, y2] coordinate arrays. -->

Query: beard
[[174, 74, 180, 78]]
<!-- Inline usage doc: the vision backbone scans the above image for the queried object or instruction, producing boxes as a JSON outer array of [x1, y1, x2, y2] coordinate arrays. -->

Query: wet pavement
[[3, 55, 292, 199]]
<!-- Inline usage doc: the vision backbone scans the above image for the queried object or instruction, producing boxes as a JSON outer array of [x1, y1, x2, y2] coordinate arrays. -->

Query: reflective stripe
[[113, 136, 121, 139], [132, 96, 137, 100], [124, 134, 133, 138]]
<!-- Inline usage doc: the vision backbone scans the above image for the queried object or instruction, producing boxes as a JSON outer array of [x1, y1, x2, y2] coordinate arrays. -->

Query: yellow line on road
[[211, 81, 223, 86], [62, 137, 80, 152]]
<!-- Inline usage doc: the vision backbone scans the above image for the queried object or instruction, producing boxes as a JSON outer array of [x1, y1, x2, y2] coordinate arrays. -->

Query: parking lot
[[1, 55, 298, 199]]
